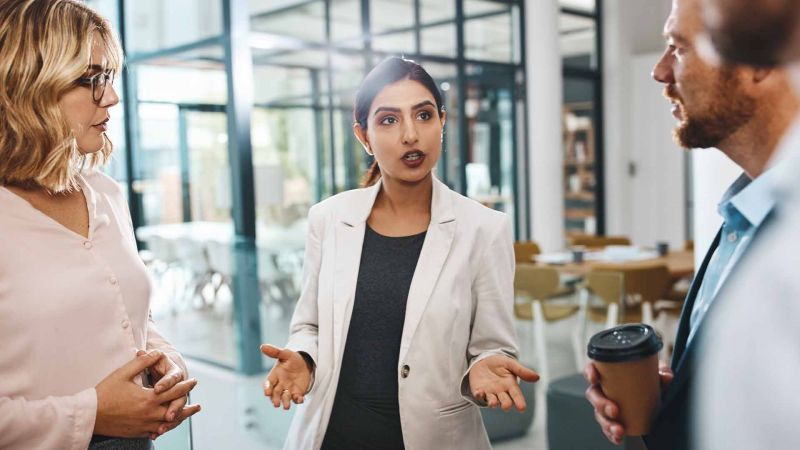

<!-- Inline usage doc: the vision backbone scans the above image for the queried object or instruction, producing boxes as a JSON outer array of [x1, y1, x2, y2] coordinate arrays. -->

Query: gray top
[[323, 225, 427, 450]]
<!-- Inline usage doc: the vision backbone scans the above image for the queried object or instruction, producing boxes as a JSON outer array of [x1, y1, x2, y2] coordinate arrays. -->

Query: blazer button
[[401, 365, 410, 379]]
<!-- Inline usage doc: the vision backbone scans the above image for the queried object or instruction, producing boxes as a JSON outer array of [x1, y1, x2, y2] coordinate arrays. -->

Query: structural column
[[524, 0, 564, 251]]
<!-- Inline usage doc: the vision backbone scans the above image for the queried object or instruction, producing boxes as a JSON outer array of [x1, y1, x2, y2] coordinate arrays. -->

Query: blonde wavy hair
[[0, 0, 123, 192]]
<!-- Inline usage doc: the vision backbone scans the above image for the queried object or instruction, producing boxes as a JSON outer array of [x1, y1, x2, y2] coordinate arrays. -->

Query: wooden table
[[536, 250, 695, 282]]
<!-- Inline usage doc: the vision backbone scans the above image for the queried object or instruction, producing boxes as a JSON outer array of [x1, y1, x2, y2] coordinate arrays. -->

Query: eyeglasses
[[74, 69, 116, 103]]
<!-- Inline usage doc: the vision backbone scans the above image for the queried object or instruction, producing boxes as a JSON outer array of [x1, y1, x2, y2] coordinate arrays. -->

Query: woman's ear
[[353, 122, 372, 155], [440, 110, 447, 128]]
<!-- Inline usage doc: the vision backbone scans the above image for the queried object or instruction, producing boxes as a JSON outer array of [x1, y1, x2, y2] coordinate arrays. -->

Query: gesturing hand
[[94, 351, 201, 438], [468, 355, 540, 412], [261, 344, 312, 411]]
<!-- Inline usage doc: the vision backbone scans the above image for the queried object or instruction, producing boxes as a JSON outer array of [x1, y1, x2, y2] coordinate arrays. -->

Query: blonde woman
[[260, 57, 538, 449], [0, 1, 200, 449]]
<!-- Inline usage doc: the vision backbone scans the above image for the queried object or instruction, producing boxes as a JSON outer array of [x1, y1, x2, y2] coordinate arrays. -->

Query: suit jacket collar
[[338, 175, 456, 227]]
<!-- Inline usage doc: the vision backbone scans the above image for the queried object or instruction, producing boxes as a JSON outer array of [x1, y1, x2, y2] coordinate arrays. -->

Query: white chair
[[257, 246, 299, 318], [173, 237, 216, 311]]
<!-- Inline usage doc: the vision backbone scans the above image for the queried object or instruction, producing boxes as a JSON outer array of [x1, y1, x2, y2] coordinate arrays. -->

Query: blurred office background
[[84, 0, 740, 448]]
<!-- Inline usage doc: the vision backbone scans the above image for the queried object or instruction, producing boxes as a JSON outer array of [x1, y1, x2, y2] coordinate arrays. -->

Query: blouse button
[[83, 241, 93, 249], [401, 365, 410, 379], [121, 320, 130, 329], [109, 276, 118, 285]]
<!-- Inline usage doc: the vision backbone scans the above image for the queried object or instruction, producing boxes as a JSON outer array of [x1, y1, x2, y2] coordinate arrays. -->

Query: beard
[[666, 69, 757, 149], [704, 0, 800, 67]]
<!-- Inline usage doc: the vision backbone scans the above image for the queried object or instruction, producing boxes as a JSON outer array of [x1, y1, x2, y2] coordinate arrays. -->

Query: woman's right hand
[[261, 344, 312, 410], [94, 350, 201, 438]]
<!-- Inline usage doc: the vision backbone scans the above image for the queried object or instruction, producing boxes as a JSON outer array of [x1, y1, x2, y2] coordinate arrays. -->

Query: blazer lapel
[[332, 182, 381, 361], [398, 178, 456, 364]]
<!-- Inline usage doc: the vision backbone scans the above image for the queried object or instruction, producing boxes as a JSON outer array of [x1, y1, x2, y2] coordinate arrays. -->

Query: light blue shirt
[[687, 168, 780, 343]]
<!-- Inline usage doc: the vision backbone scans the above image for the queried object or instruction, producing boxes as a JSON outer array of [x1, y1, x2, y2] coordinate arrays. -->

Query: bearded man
[[583, 0, 799, 449], [694, 0, 800, 448]]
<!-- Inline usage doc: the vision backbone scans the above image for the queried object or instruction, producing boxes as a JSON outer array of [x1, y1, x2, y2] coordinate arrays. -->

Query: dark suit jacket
[[643, 230, 722, 450]]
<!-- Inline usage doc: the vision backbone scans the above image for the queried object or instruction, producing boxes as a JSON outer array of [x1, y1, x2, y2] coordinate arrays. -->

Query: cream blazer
[[282, 176, 519, 450]]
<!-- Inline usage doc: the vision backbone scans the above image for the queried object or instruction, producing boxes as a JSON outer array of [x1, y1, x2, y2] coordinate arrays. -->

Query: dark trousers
[[88, 436, 153, 450]]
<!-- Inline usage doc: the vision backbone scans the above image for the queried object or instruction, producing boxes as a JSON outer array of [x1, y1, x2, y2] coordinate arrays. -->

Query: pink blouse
[[0, 171, 187, 450]]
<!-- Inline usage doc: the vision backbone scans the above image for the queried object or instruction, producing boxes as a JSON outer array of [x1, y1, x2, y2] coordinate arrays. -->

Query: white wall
[[691, 152, 740, 266], [629, 53, 687, 250], [603, 0, 685, 248]]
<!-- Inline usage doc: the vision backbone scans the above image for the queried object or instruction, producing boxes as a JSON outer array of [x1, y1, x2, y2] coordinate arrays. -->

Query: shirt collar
[[718, 167, 781, 229]]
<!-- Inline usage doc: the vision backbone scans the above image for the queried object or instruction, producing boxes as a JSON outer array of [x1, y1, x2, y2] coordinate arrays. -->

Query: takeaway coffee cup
[[587, 324, 663, 436]]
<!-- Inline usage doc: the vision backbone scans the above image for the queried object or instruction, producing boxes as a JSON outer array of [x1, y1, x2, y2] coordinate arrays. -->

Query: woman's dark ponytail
[[361, 160, 381, 187]]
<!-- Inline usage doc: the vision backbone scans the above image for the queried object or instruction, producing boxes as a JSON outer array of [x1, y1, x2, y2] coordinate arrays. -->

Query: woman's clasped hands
[[94, 350, 201, 440]]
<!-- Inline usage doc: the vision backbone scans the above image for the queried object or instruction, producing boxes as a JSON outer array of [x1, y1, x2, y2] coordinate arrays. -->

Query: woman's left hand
[[144, 351, 187, 428], [468, 355, 539, 412]]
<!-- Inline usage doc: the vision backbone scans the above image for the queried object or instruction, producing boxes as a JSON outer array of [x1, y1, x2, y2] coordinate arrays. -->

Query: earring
[[365, 146, 374, 156]]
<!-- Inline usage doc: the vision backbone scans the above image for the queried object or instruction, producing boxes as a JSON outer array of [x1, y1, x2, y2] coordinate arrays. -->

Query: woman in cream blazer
[[260, 57, 537, 450]]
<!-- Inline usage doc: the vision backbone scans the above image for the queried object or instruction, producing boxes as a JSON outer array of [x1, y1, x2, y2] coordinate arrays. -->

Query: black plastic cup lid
[[587, 324, 663, 363]]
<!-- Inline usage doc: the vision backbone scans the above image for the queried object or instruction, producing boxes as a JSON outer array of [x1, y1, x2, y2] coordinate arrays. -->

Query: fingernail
[[605, 405, 613, 417], [167, 412, 175, 421]]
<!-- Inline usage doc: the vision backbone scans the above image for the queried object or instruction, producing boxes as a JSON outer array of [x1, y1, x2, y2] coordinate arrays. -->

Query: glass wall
[[559, 0, 605, 236], [92, 0, 527, 377]]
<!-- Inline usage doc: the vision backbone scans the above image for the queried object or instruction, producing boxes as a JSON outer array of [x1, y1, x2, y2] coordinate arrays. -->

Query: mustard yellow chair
[[513, 241, 541, 263], [514, 264, 582, 386]]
